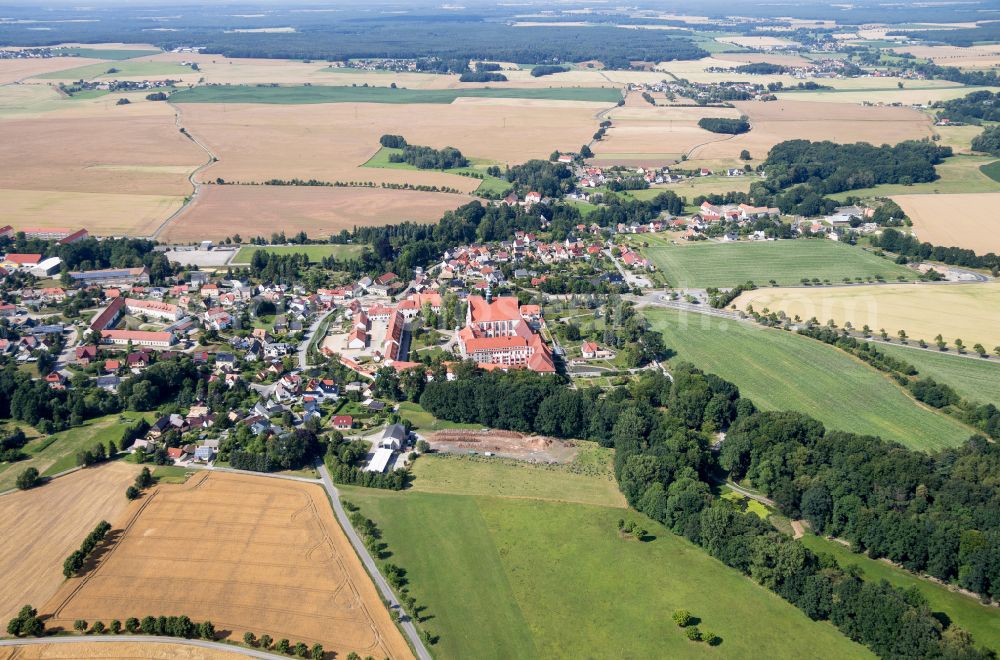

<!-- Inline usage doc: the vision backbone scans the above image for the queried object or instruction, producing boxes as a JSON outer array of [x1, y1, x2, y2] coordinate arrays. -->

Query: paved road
[[299, 310, 335, 371], [0, 635, 285, 658], [316, 463, 432, 660]]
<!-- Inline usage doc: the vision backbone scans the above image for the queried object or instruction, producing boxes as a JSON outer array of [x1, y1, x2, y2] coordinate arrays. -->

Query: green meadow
[[644, 307, 973, 450]]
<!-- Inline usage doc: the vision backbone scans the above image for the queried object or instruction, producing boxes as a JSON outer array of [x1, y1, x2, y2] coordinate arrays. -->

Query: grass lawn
[[981, 160, 1000, 183], [232, 243, 363, 264], [828, 155, 1000, 200], [0, 412, 154, 492], [641, 240, 915, 288], [621, 176, 753, 201], [721, 488, 770, 519], [343, 487, 871, 660], [410, 451, 625, 507], [35, 60, 188, 80], [170, 85, 623, 105], [396, 402, 483, 432], [645, 307, 973, 450], [800, 534, 1000, 653], [874, 343, 1000, 406], [52, 48, 161, 60], [152, 465, 195, 484]]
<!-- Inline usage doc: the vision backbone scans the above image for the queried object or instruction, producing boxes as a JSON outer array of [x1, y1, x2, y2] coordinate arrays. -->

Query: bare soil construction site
[[41, 472, 413, 660], [427, 429, 581, 463]]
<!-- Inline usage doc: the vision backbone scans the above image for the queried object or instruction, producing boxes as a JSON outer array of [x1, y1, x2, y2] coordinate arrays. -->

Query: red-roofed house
[[332, 415, 353, 430]]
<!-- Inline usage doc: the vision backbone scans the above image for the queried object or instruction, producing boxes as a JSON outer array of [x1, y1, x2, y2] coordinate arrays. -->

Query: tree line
[[872, 228, 1000, 274], [421, 361, 995, 658], [63, 520, 112, 577]]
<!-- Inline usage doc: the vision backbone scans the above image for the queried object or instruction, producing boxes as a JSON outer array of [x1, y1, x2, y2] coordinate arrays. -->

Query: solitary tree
[[16, 467, 40, 490], [974, 343, 987, 357], [955, 338, 965, 354], [311, 643, 324, 659], [672, 609, 693, 627], [259, 634, 273, 649], [897, 329, 908, 343], [74, 619, 88, 632], [740, 149, 752, 161], [244, 631, 257, 646]]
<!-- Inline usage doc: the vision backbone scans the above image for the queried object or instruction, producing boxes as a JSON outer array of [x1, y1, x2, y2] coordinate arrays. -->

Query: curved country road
[[0, 636, 285, 658], [317, 463, 433, 660]]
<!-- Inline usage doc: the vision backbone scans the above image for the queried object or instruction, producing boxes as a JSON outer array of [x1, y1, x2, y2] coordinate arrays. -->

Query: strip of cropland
[[644, 307, 973, 450], [873, 343, 1000, 406], [342, 453, 871, 660], [637, 239, 915, 288], [169, 85, 623, 104]]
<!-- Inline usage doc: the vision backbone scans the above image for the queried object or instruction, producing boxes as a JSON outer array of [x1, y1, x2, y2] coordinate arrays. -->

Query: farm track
[[0, 636, 286, 658], [149, 103, 218, 240]]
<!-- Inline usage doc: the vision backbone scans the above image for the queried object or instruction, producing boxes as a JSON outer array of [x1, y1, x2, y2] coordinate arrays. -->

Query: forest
[[697, 117, 751, 135], [389, 144, 469, 170], [751, 139, 952, 216], [936, 90, 1000, 123], [419, 361, 997, 659], [530, 65, 570, 77]]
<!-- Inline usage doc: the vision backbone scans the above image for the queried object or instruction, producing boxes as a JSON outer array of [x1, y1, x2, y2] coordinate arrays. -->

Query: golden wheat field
[[0, 642, 242, 660], [42, 472, 413, 660], [735, 283, 1000, 348]]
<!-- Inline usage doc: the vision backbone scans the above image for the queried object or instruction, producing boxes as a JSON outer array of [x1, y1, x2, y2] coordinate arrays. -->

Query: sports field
[[170, 85, 623, 105], [735, 283, 1000, 349], [42, 472, 411, 659], [232, 243, 364, 264], [640, 240, 915, 288], [874, 343, 1000, 406], [0, 462, 139, 624], [801, 534, 1000, 653], [343, 483, 871, 660], [894, 192, 1000, 254], [644, 307, 973, 450]]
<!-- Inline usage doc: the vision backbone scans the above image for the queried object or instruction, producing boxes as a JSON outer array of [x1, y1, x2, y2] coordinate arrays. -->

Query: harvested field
[[716, 36, 800, 48], [160, 185, 466, 242], [0, 462, 140, 624], [170, 85, 622, 105], [42, 472, 411, 659], [0, 57, 107, 84], [0, 189, 183, 236], [428, 429, 580, 463], [894, 44, 1000, 70], [689, 100, 933, 161], [0, 641, 242, 659], [0, 112, 203, 195], [712, 52, 814, 67], [775, 85, 995, 106], [734, 283, 1000, 348], [894, 192, 1000, 254], [179, 101, 598, 185], [595, 100, 931, 163], [594, 104, 741, 161]]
